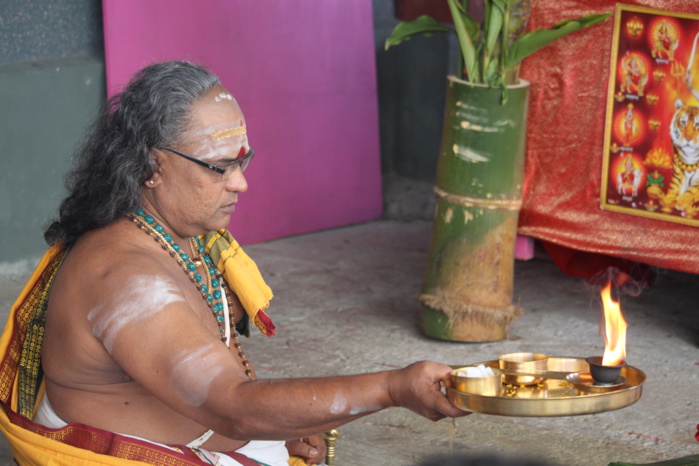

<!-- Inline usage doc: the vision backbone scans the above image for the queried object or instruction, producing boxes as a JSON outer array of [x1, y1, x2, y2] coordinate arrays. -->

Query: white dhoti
[[34, 392, 289, 466]]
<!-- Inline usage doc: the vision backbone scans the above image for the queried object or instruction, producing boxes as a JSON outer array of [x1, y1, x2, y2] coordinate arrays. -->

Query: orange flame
[[600, 282, 628, 366]]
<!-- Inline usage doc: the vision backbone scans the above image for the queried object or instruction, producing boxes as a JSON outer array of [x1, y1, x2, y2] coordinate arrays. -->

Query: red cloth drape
[[518, 0, 699, 276]]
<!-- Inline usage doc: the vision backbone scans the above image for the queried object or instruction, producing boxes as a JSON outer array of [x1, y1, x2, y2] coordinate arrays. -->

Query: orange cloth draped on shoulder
[[0, 239, 281, 465]]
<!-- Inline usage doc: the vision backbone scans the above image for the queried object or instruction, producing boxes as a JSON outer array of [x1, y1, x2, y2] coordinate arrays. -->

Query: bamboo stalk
[[420, 76, 530, 342]]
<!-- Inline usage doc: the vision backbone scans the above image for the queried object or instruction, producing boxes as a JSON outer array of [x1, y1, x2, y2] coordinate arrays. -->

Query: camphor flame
[[600, 282, 628, 366]]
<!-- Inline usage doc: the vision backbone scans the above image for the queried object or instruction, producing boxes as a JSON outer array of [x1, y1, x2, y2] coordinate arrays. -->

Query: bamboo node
[[434, 186, 522, 210]]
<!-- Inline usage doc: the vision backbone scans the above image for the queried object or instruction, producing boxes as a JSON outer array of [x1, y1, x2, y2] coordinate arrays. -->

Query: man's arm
[[94, 265, 465, 441]]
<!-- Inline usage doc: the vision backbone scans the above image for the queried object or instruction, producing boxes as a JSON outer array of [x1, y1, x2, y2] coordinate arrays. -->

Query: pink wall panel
[[102, 1, 382, 244]]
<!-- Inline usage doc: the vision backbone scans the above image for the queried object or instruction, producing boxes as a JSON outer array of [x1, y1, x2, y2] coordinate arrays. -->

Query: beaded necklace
[[128, 208, 253, 379]]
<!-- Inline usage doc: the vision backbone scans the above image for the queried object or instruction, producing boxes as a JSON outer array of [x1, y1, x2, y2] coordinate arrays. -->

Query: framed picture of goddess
[[601, 4, 699, 226]]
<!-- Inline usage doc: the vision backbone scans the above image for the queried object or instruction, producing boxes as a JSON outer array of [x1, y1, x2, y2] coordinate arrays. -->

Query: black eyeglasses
[[158, 147, 254, 177]]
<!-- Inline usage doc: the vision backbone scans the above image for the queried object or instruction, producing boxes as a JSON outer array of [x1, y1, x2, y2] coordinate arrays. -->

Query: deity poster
[[601, 5, 699, 226]]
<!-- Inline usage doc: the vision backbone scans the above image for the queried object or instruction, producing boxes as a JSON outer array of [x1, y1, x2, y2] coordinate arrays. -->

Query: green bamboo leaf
[[384, 15, 453, 50], [498, 0, 510, 98], [490, 0, 508, 12], [484, 0, 504, 59], [483, 55, 499, 85], [506, 13, 611, 67], [448, 0, 480, 45], [447, 0, 480, 82], [461, 12, 480, 42]]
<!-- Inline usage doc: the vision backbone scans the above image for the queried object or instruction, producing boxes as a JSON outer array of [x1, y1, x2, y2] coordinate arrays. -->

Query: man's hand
[[387, 361, 471, 421], [286, 435, 327, 465]]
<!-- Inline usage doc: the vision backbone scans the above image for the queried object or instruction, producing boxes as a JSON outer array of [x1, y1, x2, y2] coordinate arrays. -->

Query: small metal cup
[[499, 352, 548, 385], [450, 367, 503, 397], [586, 356, 626, 384]]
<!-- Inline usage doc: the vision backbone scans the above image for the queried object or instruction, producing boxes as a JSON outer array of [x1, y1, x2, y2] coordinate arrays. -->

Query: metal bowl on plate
[[450, 367, 503, 397], [499, 352, 548, 385]]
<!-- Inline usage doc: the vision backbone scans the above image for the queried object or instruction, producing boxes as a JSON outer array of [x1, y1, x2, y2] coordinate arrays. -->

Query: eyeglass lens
[[222, 150, 253, 177]]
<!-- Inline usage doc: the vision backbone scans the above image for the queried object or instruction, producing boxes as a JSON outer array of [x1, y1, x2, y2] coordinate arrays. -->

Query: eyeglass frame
[[157, 146, 254, 175]]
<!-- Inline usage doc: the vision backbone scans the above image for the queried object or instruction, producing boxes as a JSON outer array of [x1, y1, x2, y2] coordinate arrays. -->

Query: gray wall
[[372, 0, 456, 181], [0, 0, 105, 271], [0, 0, 104, 63]]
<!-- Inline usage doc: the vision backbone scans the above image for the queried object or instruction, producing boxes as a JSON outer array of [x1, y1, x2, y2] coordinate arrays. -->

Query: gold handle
[[323, 429, 339, 466]]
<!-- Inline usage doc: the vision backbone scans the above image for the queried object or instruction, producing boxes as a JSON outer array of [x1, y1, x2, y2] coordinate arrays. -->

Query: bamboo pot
[[420, 75, 530, 342]]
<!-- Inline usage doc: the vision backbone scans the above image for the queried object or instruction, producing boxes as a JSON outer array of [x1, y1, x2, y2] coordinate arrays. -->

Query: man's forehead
[[186, 121, 250, 161], [189, 87, 244, 127], [183, 88, 249, 159]]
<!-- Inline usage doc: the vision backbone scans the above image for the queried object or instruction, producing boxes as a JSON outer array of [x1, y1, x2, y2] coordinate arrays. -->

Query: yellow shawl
[[0, 234, 294, 465], [201, 230, 275, 336]]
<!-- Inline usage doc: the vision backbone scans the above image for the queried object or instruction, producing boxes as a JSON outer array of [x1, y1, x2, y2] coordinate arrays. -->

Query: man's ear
[[146, 149, 163, 188]]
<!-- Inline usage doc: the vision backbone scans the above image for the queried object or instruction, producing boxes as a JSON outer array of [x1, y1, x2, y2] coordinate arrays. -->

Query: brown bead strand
[[222, 284, 253, 378]]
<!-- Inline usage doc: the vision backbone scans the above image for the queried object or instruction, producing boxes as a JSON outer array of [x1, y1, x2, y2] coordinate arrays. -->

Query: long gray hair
[[44, 61, 221, 247]]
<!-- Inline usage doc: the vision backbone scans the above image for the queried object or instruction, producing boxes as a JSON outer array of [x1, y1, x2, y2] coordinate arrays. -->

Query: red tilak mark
[[237, 147, 246, 159]]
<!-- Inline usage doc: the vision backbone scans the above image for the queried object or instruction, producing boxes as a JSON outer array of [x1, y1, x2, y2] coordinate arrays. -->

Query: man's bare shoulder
[[46, 217, 186, 347], [59, 218, 175, 290], [44, 217, 196, 383]]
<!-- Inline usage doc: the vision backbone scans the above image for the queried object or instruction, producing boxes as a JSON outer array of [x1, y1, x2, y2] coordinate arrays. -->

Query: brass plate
[[447, 357, 645, 417]]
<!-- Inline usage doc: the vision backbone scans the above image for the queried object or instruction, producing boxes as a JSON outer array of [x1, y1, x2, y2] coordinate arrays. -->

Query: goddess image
[[620, 54, 648, 96], [651, 19, 678, 61]]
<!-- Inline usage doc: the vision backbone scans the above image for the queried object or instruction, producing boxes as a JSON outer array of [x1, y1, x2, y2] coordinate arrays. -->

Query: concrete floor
[[0, 218, 697, 465]]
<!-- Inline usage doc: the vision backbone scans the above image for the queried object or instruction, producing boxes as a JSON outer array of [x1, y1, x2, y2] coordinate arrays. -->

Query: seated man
[[0, 61, 467, 466]]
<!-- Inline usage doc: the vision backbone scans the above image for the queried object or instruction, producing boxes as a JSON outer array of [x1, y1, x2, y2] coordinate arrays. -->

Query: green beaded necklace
[[129, 209, 253, 378]]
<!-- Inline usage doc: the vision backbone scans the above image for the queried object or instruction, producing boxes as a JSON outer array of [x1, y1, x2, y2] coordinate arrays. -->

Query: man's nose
[[226, 168, 248, 193]]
